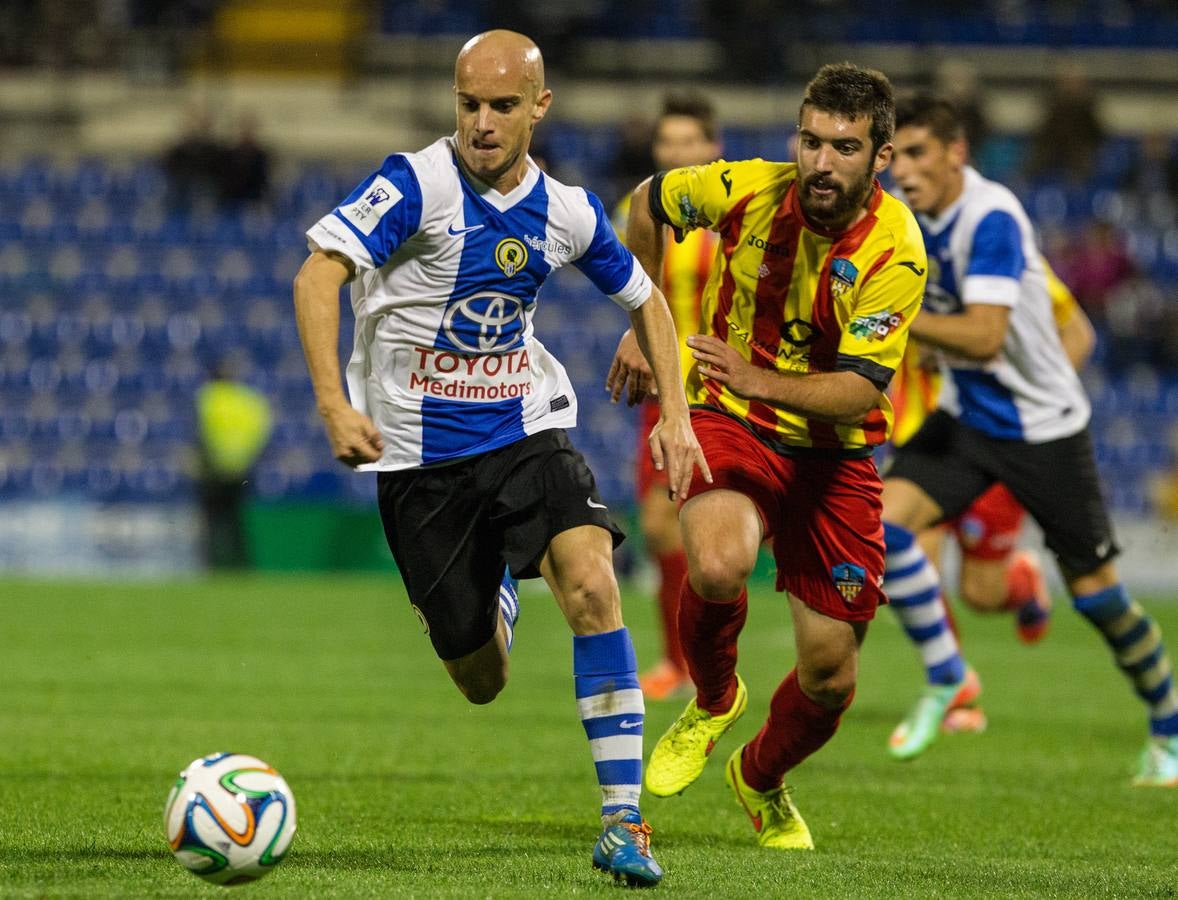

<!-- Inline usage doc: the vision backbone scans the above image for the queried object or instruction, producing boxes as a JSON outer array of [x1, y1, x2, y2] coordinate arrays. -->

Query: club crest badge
[[832, 562, 866, 603], [495, 238, 528, 277]]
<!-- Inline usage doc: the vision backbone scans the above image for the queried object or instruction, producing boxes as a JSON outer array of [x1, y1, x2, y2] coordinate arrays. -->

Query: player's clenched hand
[[687, 334, 764, 399], [606, 328, 656, 406], [319, 404, 384, 468], [648, 409, 712, 501]]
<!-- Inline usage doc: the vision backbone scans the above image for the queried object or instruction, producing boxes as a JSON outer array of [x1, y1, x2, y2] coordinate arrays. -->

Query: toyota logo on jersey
[[442, 292, 524, 352]]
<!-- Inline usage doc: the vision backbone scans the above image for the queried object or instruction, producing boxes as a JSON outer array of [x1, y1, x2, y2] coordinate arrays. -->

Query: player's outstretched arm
[[293, 251, 384, 468], [687, 334, 880, 426], [628, 285, 711, 500]]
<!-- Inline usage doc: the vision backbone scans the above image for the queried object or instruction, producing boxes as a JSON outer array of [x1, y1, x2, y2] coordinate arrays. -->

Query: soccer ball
[[164, 752, 297, 885]]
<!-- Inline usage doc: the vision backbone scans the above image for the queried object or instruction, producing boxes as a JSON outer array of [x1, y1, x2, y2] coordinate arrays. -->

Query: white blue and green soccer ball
[[164, 752, 297, 885]]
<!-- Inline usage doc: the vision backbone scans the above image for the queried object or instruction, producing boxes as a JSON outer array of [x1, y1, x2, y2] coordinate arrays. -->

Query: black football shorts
[[376, 428, 624, 660], [886, 410, 1118, 578]]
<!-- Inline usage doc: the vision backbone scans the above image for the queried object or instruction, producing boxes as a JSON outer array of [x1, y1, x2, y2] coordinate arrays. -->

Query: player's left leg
[[996, 424, 1178, 785], [723, 453, 883, 850], [727, 598, 865, 851], [540, 524, 663, 886], [1067, 561, 1178, 787], [954, 483, 1051, 643]]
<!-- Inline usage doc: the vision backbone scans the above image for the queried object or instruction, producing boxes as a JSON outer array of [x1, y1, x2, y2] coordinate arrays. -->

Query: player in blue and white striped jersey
[[879, 93, 1178, 785], [293, 30, 711, 884]]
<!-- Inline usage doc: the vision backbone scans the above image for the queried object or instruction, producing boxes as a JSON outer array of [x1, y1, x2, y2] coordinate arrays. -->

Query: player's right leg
[[637, 486, 692, 700], [644, 487, 761, 798], [882, 478, 978, 760], [635, 398, 693, 701], [375, 467, 512, 705]]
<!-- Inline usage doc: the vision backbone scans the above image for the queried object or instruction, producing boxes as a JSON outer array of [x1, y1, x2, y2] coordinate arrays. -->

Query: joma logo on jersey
[[849, 310, 906, 342], [443, 292, 524, 352], [495, 238, 529, 277], [746, 233, 791, 257]]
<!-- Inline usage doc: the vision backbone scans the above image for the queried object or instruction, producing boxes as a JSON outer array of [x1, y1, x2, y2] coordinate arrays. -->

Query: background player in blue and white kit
[[292, 30, 710, 885], [879, 92, 1178, 784]]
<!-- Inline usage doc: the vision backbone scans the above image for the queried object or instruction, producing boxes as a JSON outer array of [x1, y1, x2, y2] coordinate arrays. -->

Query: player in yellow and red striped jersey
[[613, 94, 720, 702], [608, 63, 925, 850]]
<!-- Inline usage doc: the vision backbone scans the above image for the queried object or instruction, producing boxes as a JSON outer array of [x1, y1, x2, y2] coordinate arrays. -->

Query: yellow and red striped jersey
[[651, 159, 927, 452], [614, 193, 716, 385], [889, 257, 1082, 447]]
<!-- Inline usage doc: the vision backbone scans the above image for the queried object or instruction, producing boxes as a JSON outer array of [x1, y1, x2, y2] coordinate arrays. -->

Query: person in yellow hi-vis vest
[[612, 93, 721, 701], [196, 363, 273, 569]]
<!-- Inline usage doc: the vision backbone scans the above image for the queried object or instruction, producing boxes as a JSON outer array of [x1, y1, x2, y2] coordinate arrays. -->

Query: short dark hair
[[659, 92, 718, 143], [801, 62, 895, 154], [894, 91, 966, 145]]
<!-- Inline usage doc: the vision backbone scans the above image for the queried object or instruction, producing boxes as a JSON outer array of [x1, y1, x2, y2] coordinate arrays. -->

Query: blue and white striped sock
[[573, 628, 644, 821], [1073, 584, 1178, 736], [498, 574, 519, 653], [884, 523, 966, 686]]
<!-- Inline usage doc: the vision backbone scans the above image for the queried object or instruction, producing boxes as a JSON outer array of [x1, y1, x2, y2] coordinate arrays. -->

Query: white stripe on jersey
[[306, 136, 652, 470], [920, 167, 1090, 443]]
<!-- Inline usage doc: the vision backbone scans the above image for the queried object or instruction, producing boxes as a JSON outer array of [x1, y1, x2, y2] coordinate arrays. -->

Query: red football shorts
[[950, 481, 1025, 561], [635, 399, 668, 498], [685, 408, 886, 622]]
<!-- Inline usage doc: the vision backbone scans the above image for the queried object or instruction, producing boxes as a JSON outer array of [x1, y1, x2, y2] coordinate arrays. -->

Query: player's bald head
[[455, 30, 545, 100]]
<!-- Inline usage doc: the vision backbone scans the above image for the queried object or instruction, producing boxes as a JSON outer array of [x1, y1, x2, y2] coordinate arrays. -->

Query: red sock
[[656, 550, 689, 673], [742, 669, 853, 792], [677, 581, 747, 715]]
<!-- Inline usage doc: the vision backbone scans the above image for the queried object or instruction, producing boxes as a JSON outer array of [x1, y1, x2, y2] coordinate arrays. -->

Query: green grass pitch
[[1, 573, 1176, 897]]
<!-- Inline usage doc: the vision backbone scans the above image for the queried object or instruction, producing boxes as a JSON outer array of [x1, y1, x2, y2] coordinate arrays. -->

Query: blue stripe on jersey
[[331, 155, 424, 268], [573, 191, 641, 297], [419, 398, 527, 464], [920, 215, 964, 315], [967, 209, 1025, 279], [952, 369, 1023, 439], [419, 165, 555, 464]]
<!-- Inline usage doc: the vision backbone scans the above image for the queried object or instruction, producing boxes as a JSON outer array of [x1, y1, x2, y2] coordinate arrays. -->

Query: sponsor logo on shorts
[[411, 603, 430, 634], [339, 174, 402, 236], [495, 237, 528, 277], [832, 561, 866, 603]]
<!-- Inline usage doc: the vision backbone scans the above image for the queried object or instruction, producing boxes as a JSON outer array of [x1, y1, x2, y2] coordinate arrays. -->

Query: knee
[[559, 565, 621, 633], [456, 668, 507, 705], [688, 549, 755, 601], [797, 659, 857, 710]]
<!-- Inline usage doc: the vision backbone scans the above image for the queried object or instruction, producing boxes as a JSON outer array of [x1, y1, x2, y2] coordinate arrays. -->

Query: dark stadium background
[[2, 0, 1178, 583]]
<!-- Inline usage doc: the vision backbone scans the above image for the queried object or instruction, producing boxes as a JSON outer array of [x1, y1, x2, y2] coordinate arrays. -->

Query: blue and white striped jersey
[[306, 136, 652, 470], [918, 167, 1090, 443]]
